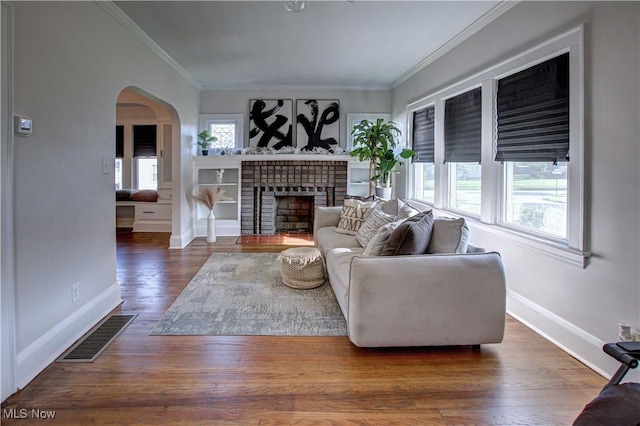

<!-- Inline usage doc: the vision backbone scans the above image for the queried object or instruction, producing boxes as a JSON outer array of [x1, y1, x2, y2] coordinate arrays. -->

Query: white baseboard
[[15, 284, 122, 389], [169, 228, 194, 249], [507, 289, 639, 382]]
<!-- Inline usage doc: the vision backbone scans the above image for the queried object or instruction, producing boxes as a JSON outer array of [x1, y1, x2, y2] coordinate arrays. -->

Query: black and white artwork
[[249, 99, 293, 150], [296, 99, 340, 151]]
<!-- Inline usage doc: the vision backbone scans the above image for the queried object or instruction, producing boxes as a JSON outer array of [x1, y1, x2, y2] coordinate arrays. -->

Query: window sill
[[406, 199, 590, 268], [468, 220, 590, 268]]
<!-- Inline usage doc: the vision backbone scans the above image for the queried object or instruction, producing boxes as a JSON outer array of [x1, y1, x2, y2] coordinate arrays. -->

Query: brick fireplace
[[241, 160, 348, 235]]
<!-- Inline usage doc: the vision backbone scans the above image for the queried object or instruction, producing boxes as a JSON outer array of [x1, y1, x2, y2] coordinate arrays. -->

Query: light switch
[[102, 158, 110, 174]]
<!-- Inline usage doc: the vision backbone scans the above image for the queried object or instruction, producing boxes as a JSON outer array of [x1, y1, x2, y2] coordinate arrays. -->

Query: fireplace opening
[[276, 196, 314, 232]]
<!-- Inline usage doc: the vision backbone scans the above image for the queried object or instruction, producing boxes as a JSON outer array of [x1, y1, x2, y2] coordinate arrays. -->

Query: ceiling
[[115, 1, 504, 90]]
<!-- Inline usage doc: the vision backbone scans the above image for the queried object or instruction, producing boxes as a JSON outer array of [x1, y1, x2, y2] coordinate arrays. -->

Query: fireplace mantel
[[193, 153, 358, 166], [192, 155, 370, 237]]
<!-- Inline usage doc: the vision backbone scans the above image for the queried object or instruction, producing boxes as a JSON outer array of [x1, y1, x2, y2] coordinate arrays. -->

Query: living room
[[1, 0, 639, 423]]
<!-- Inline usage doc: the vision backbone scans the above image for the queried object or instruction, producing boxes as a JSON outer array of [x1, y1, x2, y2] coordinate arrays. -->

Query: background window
[[496, 53, 570, 239], [411, 106, 435, 204], [208, 122, 236, 150], [199, 114, 245, 152], [444, 88, 482, 216], [504, 162, 567, 238]]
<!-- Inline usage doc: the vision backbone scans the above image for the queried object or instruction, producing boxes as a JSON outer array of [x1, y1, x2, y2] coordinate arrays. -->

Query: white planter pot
[[375, 186, 392, 200]]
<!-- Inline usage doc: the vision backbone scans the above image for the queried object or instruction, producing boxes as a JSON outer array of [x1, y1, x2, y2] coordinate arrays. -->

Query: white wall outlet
[[71, 283, 80, 303]]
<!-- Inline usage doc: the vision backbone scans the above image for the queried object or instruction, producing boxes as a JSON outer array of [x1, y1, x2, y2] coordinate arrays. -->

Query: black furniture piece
[[573, 342, 640, 426]]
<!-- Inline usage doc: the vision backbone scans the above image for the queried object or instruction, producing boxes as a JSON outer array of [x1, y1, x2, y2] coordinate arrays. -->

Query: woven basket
[[277, 247, 326, 289]]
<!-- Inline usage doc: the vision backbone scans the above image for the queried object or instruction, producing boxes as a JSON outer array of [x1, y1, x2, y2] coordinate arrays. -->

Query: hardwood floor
[[2, 231, 605, 425]]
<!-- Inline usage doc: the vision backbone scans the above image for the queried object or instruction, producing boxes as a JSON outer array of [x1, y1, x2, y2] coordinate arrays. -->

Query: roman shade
[[115, 125, 124, 159], [444, 88, 482, 163], [132, 125, 157, 157], [412, 106, 435, 163], [495, 53, 570, 163]]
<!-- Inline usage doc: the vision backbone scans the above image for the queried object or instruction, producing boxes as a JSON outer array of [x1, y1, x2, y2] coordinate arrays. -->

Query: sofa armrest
[[313, 206, 343, 235], [347, 252, 506, 347]]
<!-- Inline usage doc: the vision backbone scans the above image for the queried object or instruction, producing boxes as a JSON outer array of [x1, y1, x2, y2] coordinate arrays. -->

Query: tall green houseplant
[[350, 118, 414, 197]]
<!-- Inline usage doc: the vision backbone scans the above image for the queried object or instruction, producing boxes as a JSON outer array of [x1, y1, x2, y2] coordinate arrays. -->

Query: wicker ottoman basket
[[277, 247, 326, 289]]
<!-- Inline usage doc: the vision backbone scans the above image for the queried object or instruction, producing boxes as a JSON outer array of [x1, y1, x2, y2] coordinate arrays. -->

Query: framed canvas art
[[249, 99, 293, 150], [296, 99, 340, 151]]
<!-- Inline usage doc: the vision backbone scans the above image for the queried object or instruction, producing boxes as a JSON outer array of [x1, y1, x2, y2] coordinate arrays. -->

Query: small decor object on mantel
[[196, 130, 217, 156], [193, 186, 226, 243], [216, 169, 224, 184]]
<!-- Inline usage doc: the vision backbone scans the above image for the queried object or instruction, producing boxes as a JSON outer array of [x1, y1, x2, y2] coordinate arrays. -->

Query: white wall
[[200, 89, 391, 149], [392, 1, 640, 378], [7, 1, 199, 394]]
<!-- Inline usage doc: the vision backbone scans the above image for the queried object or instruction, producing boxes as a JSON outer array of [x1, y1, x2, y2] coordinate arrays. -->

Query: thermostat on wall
[[14, 114, 32, 136]]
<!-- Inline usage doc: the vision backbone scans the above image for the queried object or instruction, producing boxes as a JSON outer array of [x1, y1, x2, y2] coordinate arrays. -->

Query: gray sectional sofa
[[314, 202, 507, 348]]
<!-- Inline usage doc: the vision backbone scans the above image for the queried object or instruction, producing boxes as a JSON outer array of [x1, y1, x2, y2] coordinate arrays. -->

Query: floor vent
[[57, 314, 136, 362]]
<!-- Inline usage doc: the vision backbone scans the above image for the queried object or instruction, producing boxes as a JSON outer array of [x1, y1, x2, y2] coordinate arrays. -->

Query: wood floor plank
[[1, 232, 606, 425]]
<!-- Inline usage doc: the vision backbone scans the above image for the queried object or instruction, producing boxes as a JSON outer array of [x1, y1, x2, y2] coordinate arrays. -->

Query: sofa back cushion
[[426, 217, 470, 254], [334, 199, 377, 236], [381, 210, 434, 256]]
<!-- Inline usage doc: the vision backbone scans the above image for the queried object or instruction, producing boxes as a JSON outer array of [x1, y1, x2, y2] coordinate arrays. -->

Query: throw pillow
[[130, 189, 158, 202], [397, 202, 421, 219], [426, 217, 470, 254], [377, 198, 404, 216], [356, 208, 397, 248], [381, 210, 434, 256], [362, 220, 404, 256], [334, 199, 377, 236]]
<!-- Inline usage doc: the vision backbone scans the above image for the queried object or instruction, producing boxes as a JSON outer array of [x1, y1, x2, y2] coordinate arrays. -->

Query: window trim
[[198, 114, 245, 150], [406, 25, 587, 265]]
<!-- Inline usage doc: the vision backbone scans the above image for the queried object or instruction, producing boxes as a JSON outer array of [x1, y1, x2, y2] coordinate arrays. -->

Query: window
[[444, 88, 482, 216], [199, 114, 244, 152], [405, 26, 585, 265], [115, 125, 124, 190], [497, 54, 570, 239], [133, 125, 157, 190], [411, 106, 435, 203]]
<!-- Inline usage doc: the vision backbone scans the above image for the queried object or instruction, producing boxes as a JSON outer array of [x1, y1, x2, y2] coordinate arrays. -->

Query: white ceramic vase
[[207, 210, 216, 243]]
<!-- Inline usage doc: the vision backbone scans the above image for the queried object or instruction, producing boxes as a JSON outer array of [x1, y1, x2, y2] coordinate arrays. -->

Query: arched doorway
[[115, 87, 180, 240]]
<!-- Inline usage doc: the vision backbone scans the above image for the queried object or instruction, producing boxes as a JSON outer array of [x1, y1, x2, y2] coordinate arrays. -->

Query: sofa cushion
[[427, 217, 470, 254], [315, 226, 362, 257], [355, 208, 396, 248], [335, 199, 377, 235], [130, 189, 158, 202], [326, 247, 362, 316], [397, 202, 421, 219], [381, 210, 434, 256], [377, 198, 403, 215], [362, 220, 404, 256]]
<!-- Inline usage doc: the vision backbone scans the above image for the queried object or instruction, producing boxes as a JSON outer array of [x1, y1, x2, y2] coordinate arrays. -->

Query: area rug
[[151, 252, 347, 336]]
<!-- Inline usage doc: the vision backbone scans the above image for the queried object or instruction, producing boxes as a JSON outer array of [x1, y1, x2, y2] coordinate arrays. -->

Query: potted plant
[[372, 148, 415, 199], [350, 118, 414, 197], [196, 130, 217, 156]]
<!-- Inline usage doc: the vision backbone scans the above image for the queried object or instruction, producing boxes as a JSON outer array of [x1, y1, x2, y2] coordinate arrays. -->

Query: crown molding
[[390, 0, 520, 89], [200, 83, 391, 92], [96, 1, 202, 90]]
